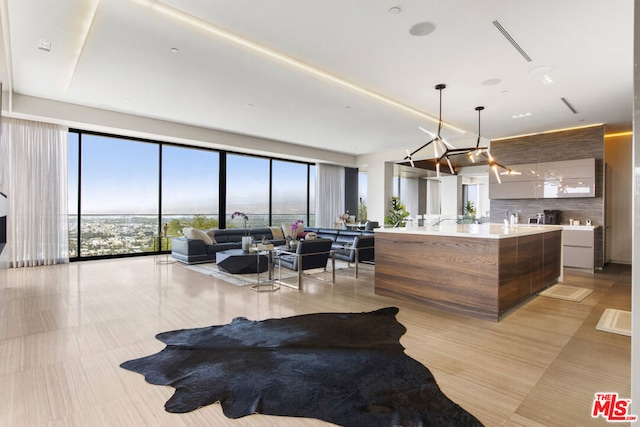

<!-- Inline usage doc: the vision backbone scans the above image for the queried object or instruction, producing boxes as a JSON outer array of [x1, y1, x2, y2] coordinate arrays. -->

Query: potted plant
[[384, 196, 410, 227], [463, 200, 477, 222]]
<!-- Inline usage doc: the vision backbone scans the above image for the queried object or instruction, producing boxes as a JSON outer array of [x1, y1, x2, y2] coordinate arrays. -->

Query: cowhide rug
[[120, 307, 483, 427]]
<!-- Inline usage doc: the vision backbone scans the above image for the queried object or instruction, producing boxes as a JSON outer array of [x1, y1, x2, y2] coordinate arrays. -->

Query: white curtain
[[0, 118, 69, 267], [315, 163, 344, 228], [400, 177, 419, 221]]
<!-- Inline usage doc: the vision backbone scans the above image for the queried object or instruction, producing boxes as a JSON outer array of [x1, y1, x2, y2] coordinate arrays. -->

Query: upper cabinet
[[489, 158, 595, 199], [488, 163, 537, 199], [535, 158, 595, 198]]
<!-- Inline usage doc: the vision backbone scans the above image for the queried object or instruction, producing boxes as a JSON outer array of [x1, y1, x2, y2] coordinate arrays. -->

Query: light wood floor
[[0, 257, 632, 426]]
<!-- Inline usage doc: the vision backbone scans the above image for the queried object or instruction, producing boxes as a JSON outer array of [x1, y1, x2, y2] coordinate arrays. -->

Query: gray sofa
[[171, 227, 286, 264]]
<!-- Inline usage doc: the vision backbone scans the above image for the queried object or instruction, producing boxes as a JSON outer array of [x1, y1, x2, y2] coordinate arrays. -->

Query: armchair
[[332, 234, 375, 278], [276, 238, 335, 289]]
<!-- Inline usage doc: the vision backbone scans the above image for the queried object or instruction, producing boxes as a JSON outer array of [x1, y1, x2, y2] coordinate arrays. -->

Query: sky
[[69, 133, 312, 215]]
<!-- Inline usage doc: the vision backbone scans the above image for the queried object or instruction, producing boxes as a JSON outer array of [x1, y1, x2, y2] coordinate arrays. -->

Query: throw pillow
[[305, 232, 317, 240], [281, 223, 293, 239], [205, 229, 217, 244], [270, 226, 284, 240], [183, 227, 214, 245]]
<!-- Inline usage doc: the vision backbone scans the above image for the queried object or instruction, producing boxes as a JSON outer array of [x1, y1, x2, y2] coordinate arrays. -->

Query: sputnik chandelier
[[404, 84, 520, 182]]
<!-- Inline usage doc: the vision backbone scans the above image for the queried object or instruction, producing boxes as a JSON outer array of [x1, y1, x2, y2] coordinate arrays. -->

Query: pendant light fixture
[[405, 84, 519, 181], [470, 105, 520, 183], [404, 84, 452, 176]]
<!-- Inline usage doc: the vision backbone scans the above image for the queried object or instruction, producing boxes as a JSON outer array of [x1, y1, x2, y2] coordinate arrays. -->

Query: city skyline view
[[67, 130, 319, 258]]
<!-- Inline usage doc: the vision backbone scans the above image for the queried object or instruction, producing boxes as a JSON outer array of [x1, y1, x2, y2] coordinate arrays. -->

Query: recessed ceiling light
[[388, 6, 401, 14], [529, 65, 552, 75], [512, 112, 532, 119], [38, 39, 51, 51], [124, 97, 131, 102], [170, 47, 179, 53], [529, 65, 555, 84], [409, 21, 436, 36], [245, 103, 254, 108], [481, 78, 502, 86]]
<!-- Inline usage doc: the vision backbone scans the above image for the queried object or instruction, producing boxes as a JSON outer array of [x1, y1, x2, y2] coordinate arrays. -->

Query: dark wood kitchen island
[[374, 224, 563, 322]]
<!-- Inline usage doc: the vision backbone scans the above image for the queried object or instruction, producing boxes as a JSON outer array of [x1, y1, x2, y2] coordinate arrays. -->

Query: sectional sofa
[[171, 227, 286, 264], [171, 226, 375, 266]]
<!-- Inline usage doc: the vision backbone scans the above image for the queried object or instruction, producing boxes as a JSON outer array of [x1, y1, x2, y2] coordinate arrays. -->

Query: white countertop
[[375, 223, 565, 239]]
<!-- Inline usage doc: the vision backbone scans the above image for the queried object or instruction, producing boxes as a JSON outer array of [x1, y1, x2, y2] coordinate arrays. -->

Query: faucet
[[433, 218, 457, 226]]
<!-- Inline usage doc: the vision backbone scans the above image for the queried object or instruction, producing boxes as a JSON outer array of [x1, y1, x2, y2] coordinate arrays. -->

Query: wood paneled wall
[[489, 126, 605, 268]]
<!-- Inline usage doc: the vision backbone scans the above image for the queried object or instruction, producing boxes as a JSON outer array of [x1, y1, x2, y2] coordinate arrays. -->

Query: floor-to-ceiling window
[[162, 145, 219, 245], [226, 154, 270, 228], [69, 130, 316, 259], [68, 133, 79, 258], [358, 171, 367, 221], [272, 159, 309, 227], [309, 164, 316, 226], [79, 134, 159, 257]]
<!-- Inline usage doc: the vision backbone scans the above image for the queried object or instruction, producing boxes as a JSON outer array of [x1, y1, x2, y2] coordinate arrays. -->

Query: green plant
[[384, 196, 410, 227], [464, 200, 476, 218]]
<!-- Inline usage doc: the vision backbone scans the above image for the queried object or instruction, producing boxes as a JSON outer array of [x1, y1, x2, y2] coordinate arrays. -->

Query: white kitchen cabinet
[[489, 158, 596, 200], [562, 227, 595, 271]]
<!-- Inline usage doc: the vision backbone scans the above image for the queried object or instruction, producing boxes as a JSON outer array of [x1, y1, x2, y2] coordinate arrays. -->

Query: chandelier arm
[[404, 138, 437, 160], [445, 157, 455, 175]]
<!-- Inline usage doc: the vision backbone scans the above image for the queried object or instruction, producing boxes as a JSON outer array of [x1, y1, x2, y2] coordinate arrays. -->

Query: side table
[[252, 245, 280, 292]]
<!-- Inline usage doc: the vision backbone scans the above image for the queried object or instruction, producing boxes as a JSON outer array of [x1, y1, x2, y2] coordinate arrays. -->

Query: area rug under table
[[185, 262, 342, 286], [120, 307, 483, 427]]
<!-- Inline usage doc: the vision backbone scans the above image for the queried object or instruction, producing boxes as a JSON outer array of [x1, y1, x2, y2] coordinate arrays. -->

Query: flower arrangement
[[231, 211, 249, 231], [291, 220, 304, 239], [339, 213, 349, 222]]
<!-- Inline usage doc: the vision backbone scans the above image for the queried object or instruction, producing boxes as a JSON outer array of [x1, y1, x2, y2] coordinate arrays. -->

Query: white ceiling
[[0, 0, 634, 158]]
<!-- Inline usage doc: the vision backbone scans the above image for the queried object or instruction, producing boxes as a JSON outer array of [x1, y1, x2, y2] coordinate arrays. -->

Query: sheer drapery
[[400, 177, 419, 222], [315, 164, 344, 228], [0, 118, 69, 267]]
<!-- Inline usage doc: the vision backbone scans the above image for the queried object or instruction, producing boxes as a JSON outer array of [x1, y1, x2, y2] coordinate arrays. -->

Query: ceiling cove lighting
[[605, 131, 633, 138], [64, 0, 101, 92], [405, 84, 518, 181], [130, 0, 465, 134]]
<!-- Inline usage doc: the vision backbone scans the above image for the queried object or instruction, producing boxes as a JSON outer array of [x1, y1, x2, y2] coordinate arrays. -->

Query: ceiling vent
[[492, 20, 532, 62], [561, 97, 579, 114]]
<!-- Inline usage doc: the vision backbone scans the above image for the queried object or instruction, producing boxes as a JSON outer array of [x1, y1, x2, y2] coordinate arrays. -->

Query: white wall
[[3, 93, 357, 168], [357, 149, 406, 226], [440, 175, 462, 218]]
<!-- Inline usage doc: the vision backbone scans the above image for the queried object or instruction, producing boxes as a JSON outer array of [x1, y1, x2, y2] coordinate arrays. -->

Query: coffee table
[[216, 249, 268, 274]]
